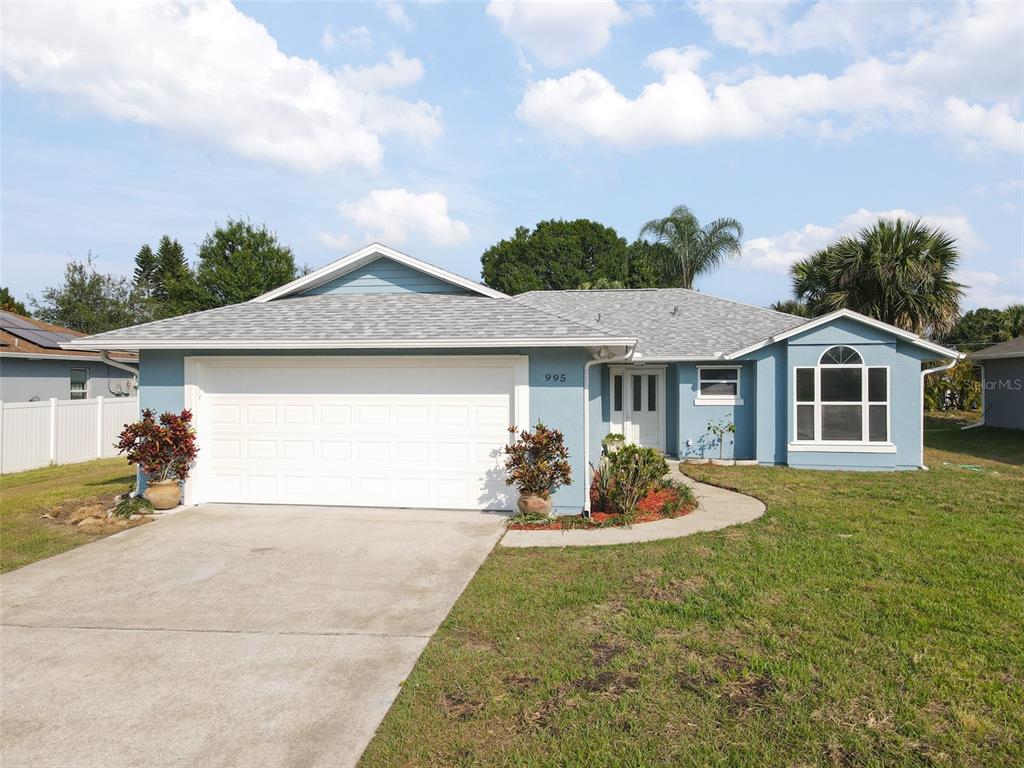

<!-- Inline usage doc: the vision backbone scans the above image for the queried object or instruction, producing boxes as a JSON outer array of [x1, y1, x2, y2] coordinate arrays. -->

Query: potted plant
[[504, 422, 572, 519], [117, 409, 199, 509], [707, 415, 736, 466]]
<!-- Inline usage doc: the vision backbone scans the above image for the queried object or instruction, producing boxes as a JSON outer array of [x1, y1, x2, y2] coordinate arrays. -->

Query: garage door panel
[[196, 360, 518, 509]]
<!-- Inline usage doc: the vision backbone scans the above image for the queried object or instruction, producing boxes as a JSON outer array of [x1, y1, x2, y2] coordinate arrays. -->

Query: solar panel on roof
[[1, 327, 75, 349], [0, 312, 39, 330]]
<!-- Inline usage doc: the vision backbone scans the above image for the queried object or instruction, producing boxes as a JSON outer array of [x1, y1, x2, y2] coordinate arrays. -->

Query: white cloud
[[693, 1, 942, 56], [339, 189, 470, 245], [955, 266, 1024, 309], [944, 99, 1024, 155], [518, 2, 1023, 153], [487, 0, 629, 67], [318, 232, 354, 251], [1, 2, 441, 172], [378, 2, 411, 29], [743, 208, 986, 274], [322, 24, 374, 52]]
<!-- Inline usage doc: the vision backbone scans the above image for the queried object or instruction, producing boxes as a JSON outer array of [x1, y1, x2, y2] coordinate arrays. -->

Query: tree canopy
[[941, 305, 1024, 350], [480, 219, 675, 294], [30, 255, 145, 334], [1, 286, 28, 316], [639, 205, 744, 289], [790, 218, 963, 336]]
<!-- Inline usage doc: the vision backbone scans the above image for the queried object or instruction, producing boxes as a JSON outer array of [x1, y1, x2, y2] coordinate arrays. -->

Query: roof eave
[[63, 336, 638, 352]]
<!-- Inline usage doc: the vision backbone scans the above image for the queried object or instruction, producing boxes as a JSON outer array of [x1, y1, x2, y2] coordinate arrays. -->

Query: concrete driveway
[[1, 504, 505, 768]]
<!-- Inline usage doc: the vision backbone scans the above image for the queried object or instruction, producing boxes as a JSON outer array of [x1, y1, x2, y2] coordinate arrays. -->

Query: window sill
[[694, 397, 744, 407], [788, 442, 896, 454]]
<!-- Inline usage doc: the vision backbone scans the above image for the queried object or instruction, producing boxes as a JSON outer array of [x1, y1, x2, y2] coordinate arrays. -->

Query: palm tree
[[639, 205, 743, 289], [791, 218, 963, 336], [769, 298, 810, 317], [1002, 304, 1024, 339]]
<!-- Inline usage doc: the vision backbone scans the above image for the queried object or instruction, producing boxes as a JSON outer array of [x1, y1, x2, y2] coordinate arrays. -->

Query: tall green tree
[[1002, 304, 1024, 339], [154, 236, 191, 302], [30, 254, 144, 334], [0, 286, 28, 315], [791, 218, 963, 336], [132, 244, 159, 298], [187, 219, 298, 311], [480, 221, 675, 294], [639, 205, 744, 289], [769, 299, 810, 317]]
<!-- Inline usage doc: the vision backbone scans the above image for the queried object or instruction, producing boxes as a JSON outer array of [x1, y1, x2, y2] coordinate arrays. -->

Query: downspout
[[100, 351, 140, 387], [961, 362, 986, 430], [582, 344, 636, 515], [919, 357, 960, 469]]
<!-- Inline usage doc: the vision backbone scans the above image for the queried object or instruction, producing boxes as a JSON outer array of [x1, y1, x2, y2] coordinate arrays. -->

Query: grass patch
[[360, 428, 1024, 767], [0, 458, 135, 573]]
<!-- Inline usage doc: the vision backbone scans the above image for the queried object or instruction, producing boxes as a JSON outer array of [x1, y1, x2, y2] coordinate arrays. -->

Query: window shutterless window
[[613, 374, 623, 411], [696, 367, 741, 403], [70, 368, 89, 400], [793, 346, 889, 445]]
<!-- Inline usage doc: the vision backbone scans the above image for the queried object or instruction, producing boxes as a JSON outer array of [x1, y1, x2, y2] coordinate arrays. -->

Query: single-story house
[[970, 336, 1023, 430], [0, 311, 137, 402], [65, 244, 963, 514]]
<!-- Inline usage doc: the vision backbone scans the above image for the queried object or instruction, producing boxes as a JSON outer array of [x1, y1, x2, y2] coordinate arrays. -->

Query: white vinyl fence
[[0, 396, 139, 474]]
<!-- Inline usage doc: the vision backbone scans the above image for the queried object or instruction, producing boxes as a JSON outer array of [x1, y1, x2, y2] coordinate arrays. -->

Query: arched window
[[793, 346, 889, 445]]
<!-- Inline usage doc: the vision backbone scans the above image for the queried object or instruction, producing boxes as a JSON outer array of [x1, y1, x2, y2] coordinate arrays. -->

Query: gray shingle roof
[[970, 336, 1024, 360], [514, 288, 805, 359], [65, 293, 633, 349]]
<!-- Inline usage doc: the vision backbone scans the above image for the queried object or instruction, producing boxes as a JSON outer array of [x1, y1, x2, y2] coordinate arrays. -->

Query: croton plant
[[503, 421, 572, 498], [117, 409, 199, 483]]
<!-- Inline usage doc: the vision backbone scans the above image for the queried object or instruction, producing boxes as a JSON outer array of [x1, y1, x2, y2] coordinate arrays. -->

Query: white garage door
[[188, 356, 527, 510]]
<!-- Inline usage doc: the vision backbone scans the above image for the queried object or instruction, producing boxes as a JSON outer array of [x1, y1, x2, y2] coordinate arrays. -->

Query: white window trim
[[695, 365, 743, 406], [792, 346, 892, 451]]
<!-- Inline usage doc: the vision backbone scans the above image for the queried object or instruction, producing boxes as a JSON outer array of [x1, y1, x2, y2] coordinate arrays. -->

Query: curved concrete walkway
[[500, 469, 765, 548]]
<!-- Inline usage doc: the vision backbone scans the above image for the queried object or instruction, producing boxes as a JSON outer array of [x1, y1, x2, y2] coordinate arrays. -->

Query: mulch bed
[[508, 488, 696, 531]]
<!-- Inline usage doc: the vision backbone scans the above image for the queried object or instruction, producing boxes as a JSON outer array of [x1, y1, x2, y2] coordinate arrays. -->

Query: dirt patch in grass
[[632, 568, 707, 603], [520, 670, 641, 732], [441, 691, 483, 721], [41, 492, 152, 536], [590, 640, 625, 667], [503, 674, 539, 692]]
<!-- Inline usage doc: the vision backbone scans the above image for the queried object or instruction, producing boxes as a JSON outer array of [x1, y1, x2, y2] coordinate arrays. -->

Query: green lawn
[[361, 427, 1024, 767], [0, 458, 135, 573]]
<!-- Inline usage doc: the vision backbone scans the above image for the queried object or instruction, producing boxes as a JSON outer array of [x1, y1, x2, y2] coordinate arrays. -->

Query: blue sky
[[2, 1, 1022, 311]]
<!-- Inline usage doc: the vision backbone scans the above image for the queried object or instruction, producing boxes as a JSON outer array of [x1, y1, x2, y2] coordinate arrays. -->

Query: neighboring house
[[66, 244, 962, 514], [970, 336, 1024, 430], [0, 311, 137, 402]]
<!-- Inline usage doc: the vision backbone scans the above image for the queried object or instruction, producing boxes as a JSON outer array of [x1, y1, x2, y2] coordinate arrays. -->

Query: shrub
[[595, 435, 669, 519], [117, 409, 198, 483], [503, 422, 572, 497], [111, 493, 155, 520]]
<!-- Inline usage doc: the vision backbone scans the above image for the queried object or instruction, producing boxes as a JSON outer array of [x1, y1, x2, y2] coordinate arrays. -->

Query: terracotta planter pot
[[144, 480, 181, 510], [683, 457, 709, 466], [517, 494, 552, 517]]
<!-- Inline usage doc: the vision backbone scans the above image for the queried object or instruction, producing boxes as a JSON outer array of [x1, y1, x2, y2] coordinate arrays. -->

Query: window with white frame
[[70, 368, 89, 400], [696, 366, 741, 404], [794, 346, 889, 443]]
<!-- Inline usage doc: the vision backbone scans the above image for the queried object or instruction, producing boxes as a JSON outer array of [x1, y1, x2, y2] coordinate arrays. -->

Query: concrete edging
[[499, 469, 765, 548]]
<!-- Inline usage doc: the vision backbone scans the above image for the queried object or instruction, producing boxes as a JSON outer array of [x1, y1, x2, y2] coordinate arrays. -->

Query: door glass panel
[[613, 375, 622, 411], [869, 404, 887, 441], [821, 368, 862, 401], [796, 404, 815, 440], [632, 375, 642, 412], [648, 376, 657, 411], [822, 404, 862, 440], [796, 368, 814, 402]]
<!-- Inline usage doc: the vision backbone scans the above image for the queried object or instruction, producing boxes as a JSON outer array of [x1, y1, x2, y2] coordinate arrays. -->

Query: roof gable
[[299, 256, 471, 296], [253, 243, 505, 302]]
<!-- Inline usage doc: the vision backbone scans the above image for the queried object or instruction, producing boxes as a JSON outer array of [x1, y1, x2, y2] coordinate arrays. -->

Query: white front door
[[185, 356, 528, 510], [610, 367, 665, 451]]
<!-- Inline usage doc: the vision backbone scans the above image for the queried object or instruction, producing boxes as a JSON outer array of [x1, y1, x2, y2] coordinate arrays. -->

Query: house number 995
[[544, 373, 567, 382]]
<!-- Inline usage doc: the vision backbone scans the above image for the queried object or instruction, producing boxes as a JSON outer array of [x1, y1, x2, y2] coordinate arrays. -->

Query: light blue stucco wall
[[300, 257, 469, 295], [139, 347, 591, 513], [0, 357, 135, 403], [675, 362, 756, 460], [781, 318, 933, 470]]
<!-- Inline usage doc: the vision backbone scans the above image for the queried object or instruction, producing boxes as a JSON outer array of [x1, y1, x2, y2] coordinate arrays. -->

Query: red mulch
[[508, 487, 695, 531]]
